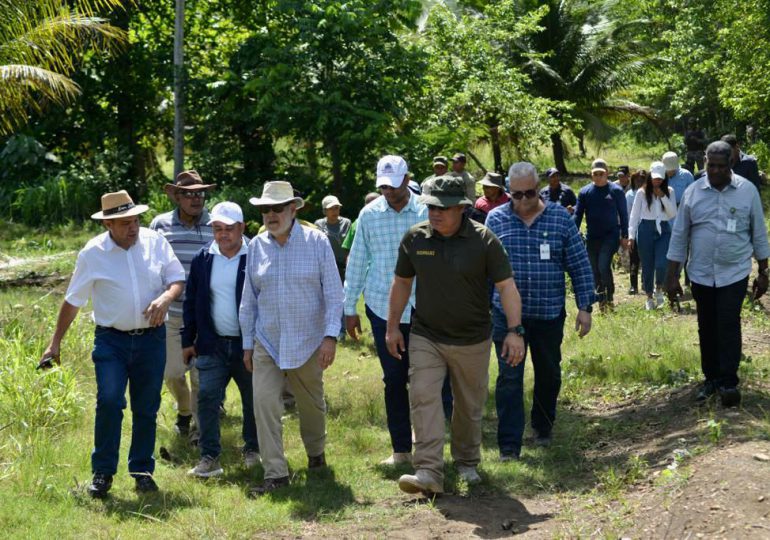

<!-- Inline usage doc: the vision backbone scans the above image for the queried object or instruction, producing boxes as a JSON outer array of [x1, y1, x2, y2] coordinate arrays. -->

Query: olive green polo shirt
[[395, 217, 513, 345]]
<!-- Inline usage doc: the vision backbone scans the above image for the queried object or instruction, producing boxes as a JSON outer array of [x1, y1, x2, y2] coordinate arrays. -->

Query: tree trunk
[[173, 0, 185, 178], [577, 131, 586, 157], [551, 132, 569, 175], [488, 120, 502, 174], [327, 138, 343, 194]]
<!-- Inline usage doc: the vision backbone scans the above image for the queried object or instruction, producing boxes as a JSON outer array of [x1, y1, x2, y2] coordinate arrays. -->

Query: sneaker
[[398, 470, 443, 496], [457, 465, 481, 485], [188, 456, 224, 478], [645, 298, 655, 310], [134, 474, 159, 493], [243, 450, 260, 468], [655, 291, 665, 307], [174, 414, 192, 437], [87, 473, 113, 499], [308, 452, 327, 469], [534, 431, 552, 447], [499, 452, 520, 463], [695, 380, 717, 404], [380, 452, 412, 466], [248, 476, 289, 497], [628, 286, 638, 295], [719, 386, 741, 408]]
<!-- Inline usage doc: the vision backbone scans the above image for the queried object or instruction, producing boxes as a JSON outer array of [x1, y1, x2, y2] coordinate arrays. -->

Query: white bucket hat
[[248, 181, 305, 209]]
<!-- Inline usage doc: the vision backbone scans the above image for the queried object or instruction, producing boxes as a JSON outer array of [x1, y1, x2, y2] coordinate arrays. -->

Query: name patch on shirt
[[416, 250, 436, 256]]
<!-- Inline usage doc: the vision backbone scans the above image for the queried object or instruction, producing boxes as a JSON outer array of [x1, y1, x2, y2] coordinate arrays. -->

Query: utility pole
[[173, 0, 185, 178]]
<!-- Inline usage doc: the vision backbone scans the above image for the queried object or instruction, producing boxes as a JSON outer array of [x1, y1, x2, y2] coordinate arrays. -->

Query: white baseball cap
[[321, 195, 342, 210], [376, 155, 409, 188], [650, 161, 667, 180], [207, 201, 243, 225], [662, 151, 679, 172]]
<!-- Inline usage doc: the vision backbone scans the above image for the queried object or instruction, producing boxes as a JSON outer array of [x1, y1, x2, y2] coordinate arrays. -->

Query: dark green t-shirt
[[395, 217, 512, 345]]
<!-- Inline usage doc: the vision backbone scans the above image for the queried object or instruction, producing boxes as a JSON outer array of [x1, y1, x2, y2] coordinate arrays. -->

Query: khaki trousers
[[251, 342, 326, 479], [164, 316, 199, 418], [408, 333, 491, 485]]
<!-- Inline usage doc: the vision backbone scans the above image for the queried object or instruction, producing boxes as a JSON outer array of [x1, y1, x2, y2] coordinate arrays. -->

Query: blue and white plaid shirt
[[486, 202, 595, 321], [239, 220, 343, 369], [343, 192, 427, 323]]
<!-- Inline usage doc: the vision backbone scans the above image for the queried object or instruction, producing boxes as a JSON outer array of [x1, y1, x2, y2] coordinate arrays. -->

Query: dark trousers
[[494, 312, 566, 455], [629, 241, 640, 290], [196, 336, 258, 459], [91, 325, 166, 476], [586, 235, 620, 303], [366, 305, 452, 453], [690, 277, 747, 388]]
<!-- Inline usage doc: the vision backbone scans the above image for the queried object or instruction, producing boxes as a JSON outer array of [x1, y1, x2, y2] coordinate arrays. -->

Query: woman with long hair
[[626, 169, 648, 294], [628, 162, 677, 309]]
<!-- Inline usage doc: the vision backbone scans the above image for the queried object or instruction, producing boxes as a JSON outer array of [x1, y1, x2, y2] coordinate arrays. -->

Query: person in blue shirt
[[662, 152, 695, 205], [573, 159, 630, 310], [486, 162, 595, 460]]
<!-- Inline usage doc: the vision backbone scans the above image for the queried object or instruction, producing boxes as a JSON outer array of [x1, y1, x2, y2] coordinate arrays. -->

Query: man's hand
[[566, 205, 574, 215], [385, 327, 406, 360], [575, 310, 592, 338], [500, 333, 525, 367], [752, 274, 769, 301], [664, 273, 683, 303], [317, 337, 336, 370], [143, 292, 173, 327], [627, 239, 635, 251], [182, 346, 197, 366], [38, 343, 61, 370], [620, 238, 630, 250], [346, 315, 362, 341], [243, 350, 253, 373]]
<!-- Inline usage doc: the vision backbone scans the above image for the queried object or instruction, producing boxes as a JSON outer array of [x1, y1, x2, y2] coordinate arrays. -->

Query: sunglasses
[[510, 189, 538, 200], [178, 190, 207, 199], [426, 204, 450, 211], [258, 203, 290, 214]]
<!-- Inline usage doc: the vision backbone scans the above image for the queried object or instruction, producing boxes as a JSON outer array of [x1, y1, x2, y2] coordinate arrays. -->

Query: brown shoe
[[248, 476, 289, 497], [308, 452, 326, 469]]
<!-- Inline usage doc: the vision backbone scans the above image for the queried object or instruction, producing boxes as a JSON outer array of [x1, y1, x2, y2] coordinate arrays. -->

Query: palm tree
[[0, 0, 127, 136]]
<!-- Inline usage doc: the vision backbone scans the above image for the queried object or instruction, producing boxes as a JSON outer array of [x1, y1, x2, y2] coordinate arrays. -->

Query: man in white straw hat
[[240, 181, 343, 496], [40, 190, 185, 499], [150, 170, 216, 442]]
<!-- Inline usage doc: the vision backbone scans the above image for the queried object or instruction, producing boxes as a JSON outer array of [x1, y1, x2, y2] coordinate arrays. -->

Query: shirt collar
[[700, 174, 738, 190], [172, 207, 210, 228], [266, 219, 301, 244], [209, 238, 247, 258], [374, 191, 421, 214]]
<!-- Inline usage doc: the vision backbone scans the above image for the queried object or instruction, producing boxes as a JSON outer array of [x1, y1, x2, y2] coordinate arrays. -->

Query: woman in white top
[[628, 161, 678, 309]]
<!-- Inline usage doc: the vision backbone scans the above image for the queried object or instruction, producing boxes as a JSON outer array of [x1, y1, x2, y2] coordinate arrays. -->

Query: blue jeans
[[586, 234, 620, 303], [636, 219, 671, 295], [366, 305, 452, 453], [493, 311, 565, 456], [196, 336, 258, 458], [91, 325, 166, 476]]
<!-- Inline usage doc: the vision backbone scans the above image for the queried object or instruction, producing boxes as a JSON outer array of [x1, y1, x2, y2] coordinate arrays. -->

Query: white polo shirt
[[209, 240, 248, 337], [65, 228, 186, 331]]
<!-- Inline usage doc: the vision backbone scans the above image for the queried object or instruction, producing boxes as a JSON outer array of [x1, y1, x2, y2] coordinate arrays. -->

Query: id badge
[[726, 219, 737, 233], [540, 243, 551, 260]]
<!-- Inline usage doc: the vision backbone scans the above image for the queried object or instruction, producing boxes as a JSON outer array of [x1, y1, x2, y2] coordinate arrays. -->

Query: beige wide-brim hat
[[91, 190, 149, 220], [248, 181, 305, 209], [163, 169, 217, 197]]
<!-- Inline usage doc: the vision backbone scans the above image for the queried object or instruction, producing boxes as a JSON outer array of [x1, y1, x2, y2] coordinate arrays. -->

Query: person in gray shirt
[[665, 141, 770, 407]]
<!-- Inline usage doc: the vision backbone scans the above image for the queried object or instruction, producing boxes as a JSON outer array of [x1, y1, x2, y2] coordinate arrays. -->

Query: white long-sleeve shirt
[[628, 186, 677, 239]]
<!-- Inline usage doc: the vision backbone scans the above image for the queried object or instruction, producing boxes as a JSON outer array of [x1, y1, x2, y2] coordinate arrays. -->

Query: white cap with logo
[[376, 155, 409, 188], [207, 201, 243, 225], [650, 161, 667, 180]]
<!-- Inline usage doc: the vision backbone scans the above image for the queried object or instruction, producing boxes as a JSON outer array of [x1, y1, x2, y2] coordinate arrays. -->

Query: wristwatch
[[507, 325, 526, 337]]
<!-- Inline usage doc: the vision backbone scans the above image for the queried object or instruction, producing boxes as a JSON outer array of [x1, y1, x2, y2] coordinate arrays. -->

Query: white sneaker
[[457, 465, 481, 484], [398, 470, 443, 495], [655, 291, 665, 307], [188, 455, 223, 478], [380, 452, 412, 465], [243, 450, 261, 468], [645, 298, 655, 310]]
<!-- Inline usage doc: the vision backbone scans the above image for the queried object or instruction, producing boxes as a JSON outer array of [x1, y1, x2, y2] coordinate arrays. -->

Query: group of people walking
[[39, 137, 768, 500]]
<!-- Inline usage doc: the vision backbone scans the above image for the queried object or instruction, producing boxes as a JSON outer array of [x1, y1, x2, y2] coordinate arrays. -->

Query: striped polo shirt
[[149, 207, 214, 317]]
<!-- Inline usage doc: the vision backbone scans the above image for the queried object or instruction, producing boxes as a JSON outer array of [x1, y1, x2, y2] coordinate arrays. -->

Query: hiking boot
[[248, 476, 289, 497], [695, 381, 717, 404], [243, 450, 261, 468], [457, 465, 481, 485], [188, 456, 224, 478], [87, 473, 113, 499], [380, 452, 412, 466], [719, 386, 741, 408], [534, 431, 552, 447], [308, 452, 326, 469], [134, 474, 159, 493], [398, 470, 443, 497], [174, 414, 192, 437]]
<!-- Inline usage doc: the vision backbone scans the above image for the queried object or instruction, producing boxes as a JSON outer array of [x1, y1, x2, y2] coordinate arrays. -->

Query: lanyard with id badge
[[726, 207, 737, 233], [540, 232, 550, 260]]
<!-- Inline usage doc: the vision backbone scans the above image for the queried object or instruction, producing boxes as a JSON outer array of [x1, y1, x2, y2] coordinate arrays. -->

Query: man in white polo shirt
[[40, 190, 185, 498], [182, 202, 259, 478]]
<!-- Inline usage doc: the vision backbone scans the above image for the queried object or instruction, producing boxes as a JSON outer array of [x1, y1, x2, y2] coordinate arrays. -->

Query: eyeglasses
[[178, 190, 207, 199], [258, 203, 290, 214], [510, 189, 538, 200], [426, 204, 450, 211]]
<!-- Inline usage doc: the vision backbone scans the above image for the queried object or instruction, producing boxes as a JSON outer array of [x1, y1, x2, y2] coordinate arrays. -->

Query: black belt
[[97, 325, 161, 336], [216, 335, 241, 341]]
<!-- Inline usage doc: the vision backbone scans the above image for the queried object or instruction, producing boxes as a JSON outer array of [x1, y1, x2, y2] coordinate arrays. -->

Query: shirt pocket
[[731, 205, 751, 233]]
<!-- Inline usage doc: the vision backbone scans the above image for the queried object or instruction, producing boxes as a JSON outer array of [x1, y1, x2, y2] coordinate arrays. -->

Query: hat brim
[[91, 204, 149, 220], [479, 179, 504, 189], [248, 196, 305, 210], [376, 175, 406, 189], [164, 183, 217, 196], [591, 168, 608, 174], [419, 194, 472, 208], [206, 216, 240, 225], [322, 204, 342, 210], [651, 172, 665, 179]]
